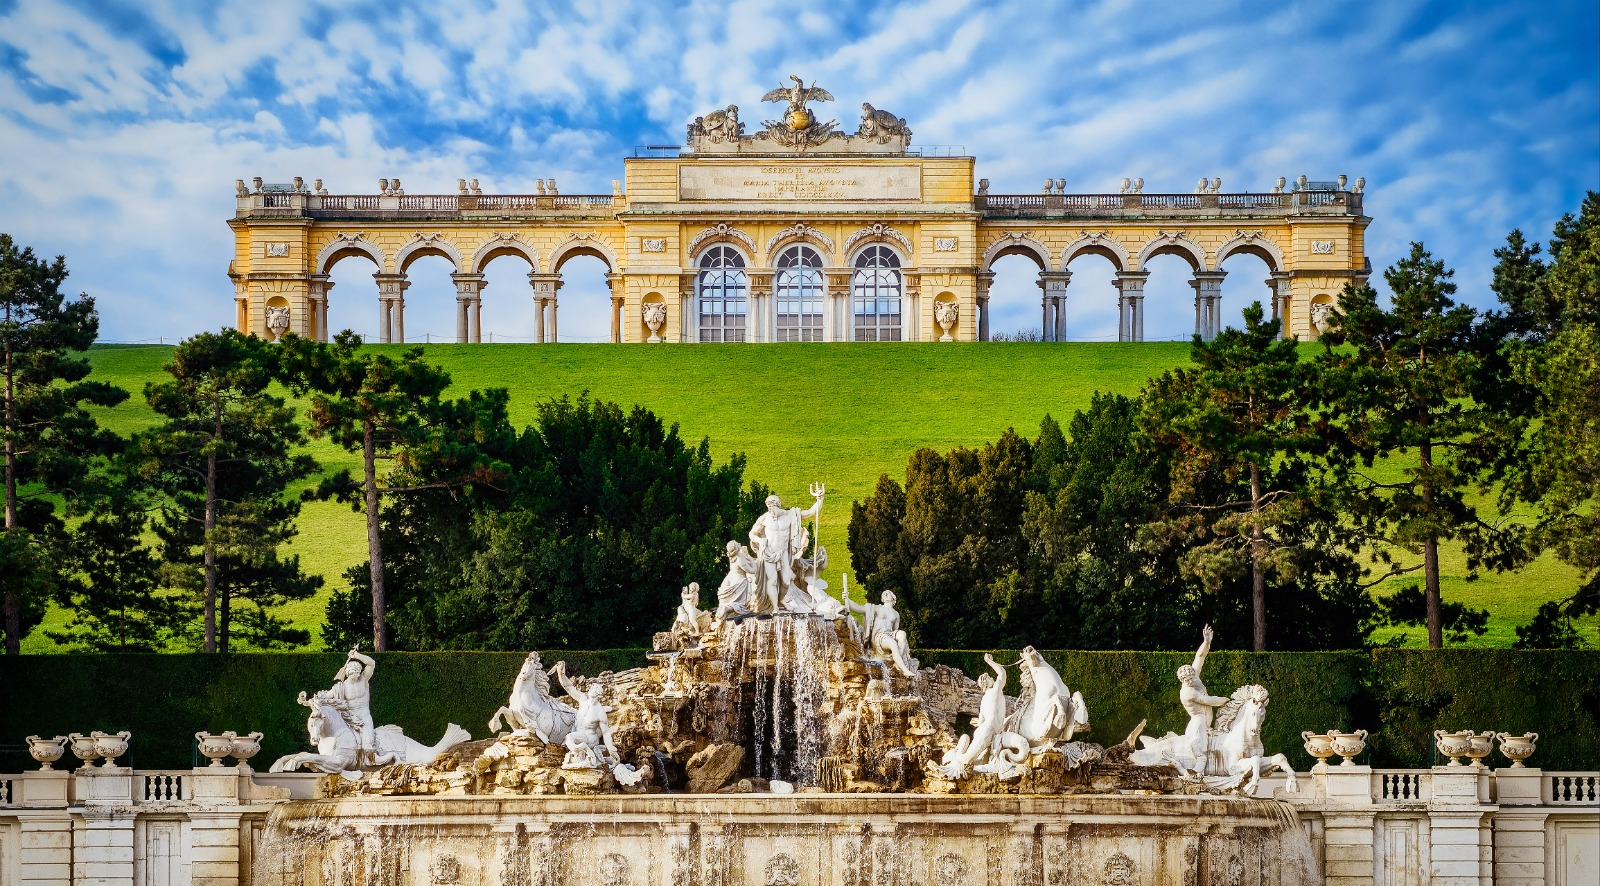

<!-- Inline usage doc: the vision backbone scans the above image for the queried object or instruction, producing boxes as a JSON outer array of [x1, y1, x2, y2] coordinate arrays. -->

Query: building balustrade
[[236, 191, 622, 219], [0, 761, 1595, 885], [976, 189, 1361, 218]]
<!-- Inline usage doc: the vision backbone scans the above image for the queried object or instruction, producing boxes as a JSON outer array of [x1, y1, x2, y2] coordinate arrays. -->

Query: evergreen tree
[[324, 393, 765, 650], [1497, 193, 1600, 636], [1316, 244, 1521, 648], [281, 332, 500, 650], [130, 329, 317, 651], [1141, 302, 1321, 650], [0, 233, 127, 654], [49, 509, 188, 652]]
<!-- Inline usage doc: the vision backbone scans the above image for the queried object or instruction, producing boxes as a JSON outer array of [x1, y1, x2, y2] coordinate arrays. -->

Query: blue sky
[[1, 0, 1596, 343]]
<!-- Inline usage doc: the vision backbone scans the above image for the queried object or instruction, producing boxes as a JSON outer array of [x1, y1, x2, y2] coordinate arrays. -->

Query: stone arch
[[687, 224, 757, 262], [394, 233, 465, 274], [1213, 230, 1285, 272], [982, 232, 1053, 272], [547, 233, 618, 273], [1060, 231, 1130, 272], [470, 234, 539, 274], [842, 223, 913, 265], [765, 222, 835, 265], [315, 235, 384, 275], [1135, 231, 1208, 272]]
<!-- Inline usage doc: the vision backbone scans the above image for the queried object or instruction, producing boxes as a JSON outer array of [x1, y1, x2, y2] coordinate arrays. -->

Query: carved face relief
[[1309, 302, 1335, 332]]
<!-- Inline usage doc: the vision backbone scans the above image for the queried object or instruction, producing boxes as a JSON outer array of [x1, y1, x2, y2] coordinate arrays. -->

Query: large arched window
[[696, 245, 748, 342], [851, 245, 903, 341], [774, 244, 824, 342]]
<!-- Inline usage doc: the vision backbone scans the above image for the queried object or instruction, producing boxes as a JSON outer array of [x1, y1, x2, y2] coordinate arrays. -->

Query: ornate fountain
[[258, 484, 1317, 885]]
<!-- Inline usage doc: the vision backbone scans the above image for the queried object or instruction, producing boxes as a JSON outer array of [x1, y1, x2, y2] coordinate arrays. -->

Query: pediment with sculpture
[[686, 75, 912, 155]]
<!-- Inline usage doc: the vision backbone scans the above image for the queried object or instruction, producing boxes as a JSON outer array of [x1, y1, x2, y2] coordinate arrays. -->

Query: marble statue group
[[271, 480, 1296, 799]]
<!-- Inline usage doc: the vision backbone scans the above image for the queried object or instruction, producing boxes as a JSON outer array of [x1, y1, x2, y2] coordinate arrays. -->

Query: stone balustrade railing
[[976, 189, 1363, 218], [239, 192, 623, 218]]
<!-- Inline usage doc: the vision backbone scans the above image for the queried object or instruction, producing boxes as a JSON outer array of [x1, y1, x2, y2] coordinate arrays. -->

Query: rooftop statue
[[759, 76, 840, 150]]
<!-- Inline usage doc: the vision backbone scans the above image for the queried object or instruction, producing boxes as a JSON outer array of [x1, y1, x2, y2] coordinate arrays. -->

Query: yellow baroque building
[[228, 79, 1370, 344]]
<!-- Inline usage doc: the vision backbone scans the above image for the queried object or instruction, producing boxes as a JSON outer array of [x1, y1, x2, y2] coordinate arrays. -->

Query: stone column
[[606, 273, 625, 343], [975, 271, 994, 342], [1490, 768, 1548, 886], [1038, 271, 1071, 342], [1190, 270, 1227, 341], [77, 770, 137, 886], [528, 273, 560, 343], [1428, 766, 1492, 886], [1265, 271, 1293, 338], [751, 273, 774, 343], [189, 813, 246, 886], [451, 273, 485, 344], [1114, 271, 1149, 342], [374, 273, 408, 344], [471, 297, 482, 343], [550, 300, 558, 343], [308, 274, 331, 342]]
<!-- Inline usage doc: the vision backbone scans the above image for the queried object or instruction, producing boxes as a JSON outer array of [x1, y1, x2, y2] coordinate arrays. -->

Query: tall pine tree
[[130, 329, 317, 651], [0, 234, 127, 654], [1317, 244, 1521, 648]]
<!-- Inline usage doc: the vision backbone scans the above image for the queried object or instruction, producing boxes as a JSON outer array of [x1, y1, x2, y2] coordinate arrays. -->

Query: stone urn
[[1329, 729, 1369, 766], [1301, 731, 1336, 769], [933, 301, 958, 342], [641, 302, 667, 344], [231, 732, 265, 770], [1434, 729, 1474, 766], [1495, 732, 1538, 768], [92, 730, 131, 767], [1464, 730, 1496, 768], [26, 735, 68, 770], [66, 733, 100, 770], [196, 731, 237, 767]]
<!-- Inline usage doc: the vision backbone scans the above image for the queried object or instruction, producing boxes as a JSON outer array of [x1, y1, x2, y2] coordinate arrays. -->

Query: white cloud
[[0, 0, 1594, 342]]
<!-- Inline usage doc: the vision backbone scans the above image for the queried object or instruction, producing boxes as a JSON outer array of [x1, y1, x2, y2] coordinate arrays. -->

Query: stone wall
[[1, 766, 1594, 886]]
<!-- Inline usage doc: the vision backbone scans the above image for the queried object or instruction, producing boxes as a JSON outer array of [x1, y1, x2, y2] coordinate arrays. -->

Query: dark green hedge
[[2, 650, 1594, 771]]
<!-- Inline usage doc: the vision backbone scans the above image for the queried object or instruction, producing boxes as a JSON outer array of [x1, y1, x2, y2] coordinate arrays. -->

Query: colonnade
[[1009, 266, 1298, 343], [307, 267, 584, 344]]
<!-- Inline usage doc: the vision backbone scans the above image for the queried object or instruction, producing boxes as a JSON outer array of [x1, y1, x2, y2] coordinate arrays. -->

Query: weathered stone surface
[[687, 743, 746, 793]]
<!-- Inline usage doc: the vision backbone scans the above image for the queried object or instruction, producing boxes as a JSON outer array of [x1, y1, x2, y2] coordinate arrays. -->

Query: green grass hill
[[22, 342, 1591, 652]]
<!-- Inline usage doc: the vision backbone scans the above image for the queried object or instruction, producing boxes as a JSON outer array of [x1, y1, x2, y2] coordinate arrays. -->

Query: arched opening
[[1139, 253, 1204, 342], [553, 253, 612, 343], [323, 252, 382, 341], [985, 253, 1045, 340], [397, 253, 458, 343], [1059, 253, 1119, 341], [851, 244, 903, 341], [774, 243, 824, 342], [480, 253, 539, 342], [695, 245, 749, 343], [1214, 251, 1275, 335]]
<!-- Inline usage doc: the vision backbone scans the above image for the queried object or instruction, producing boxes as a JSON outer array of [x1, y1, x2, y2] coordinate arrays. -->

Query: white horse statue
[[1131, 684, 1296, 796], [489, 651, 578, 744], [270, 690, 470, 776], [1008, 646, 1090, 749]]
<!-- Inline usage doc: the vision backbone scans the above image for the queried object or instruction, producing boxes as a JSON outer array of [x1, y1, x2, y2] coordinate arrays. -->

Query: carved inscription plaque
[[679, 164, 920, 201]]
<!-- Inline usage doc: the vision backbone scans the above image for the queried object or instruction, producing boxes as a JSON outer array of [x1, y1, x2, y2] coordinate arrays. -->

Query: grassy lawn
[[20, 342, 1593, 651]]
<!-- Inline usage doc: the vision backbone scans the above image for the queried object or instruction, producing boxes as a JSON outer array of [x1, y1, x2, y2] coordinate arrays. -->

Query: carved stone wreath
[[688, 224, 756, 256], [843, 223, 912, 257], [766, 222, 835, 256]]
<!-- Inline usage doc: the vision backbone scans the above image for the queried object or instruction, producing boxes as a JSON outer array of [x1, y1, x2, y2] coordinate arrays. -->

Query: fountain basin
[[255, 793, 1318, 885]]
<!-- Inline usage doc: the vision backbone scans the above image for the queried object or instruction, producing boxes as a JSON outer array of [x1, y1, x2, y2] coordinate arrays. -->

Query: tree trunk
[[203, 447, 218, 653], [3, 325, 18, 655], [363, 419, 387, 651], [1419, 439, 1443, 648], [219, 586, 230, 654], [203, 396, 221, 653], [1249, 463, 1267, 652]]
